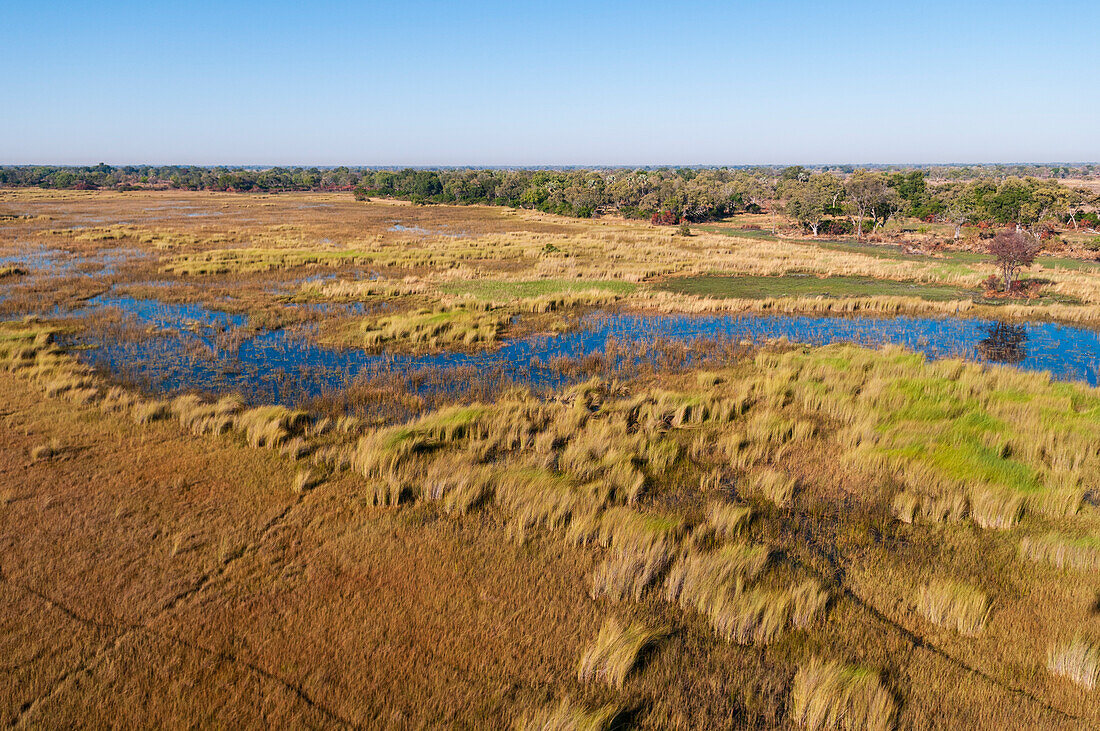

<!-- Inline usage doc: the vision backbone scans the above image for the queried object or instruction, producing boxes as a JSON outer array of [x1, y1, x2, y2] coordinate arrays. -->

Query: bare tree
[[988, 229, 1041, 292]]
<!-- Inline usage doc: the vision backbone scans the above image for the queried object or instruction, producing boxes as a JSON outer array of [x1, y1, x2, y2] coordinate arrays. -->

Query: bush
[[818, 218, 854, 236]]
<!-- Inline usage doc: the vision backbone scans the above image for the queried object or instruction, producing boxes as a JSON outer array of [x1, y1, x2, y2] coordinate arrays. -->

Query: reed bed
[[349, 305, 509, 351]]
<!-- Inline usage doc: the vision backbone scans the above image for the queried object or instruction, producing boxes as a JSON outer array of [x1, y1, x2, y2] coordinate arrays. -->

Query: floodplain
[[3, 188, 1100, 728]]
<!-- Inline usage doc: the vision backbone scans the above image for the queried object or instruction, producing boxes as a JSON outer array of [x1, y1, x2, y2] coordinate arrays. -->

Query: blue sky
[[2, 1, 1097, 165]]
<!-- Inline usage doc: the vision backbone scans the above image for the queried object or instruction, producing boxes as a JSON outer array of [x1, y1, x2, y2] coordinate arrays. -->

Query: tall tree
[[783, 174, 843, 237], [988, 229, 1041, 292], [844, 170, 888, 240]]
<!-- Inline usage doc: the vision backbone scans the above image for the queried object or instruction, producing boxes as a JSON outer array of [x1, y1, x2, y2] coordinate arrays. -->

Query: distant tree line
[[1, 164, 1096, 231]]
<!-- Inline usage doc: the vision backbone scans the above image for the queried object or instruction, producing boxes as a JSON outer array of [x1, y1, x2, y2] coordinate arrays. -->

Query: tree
[[844, 171, 889, 240], [937, 183, 979, 239], [783, 173, 843, 237], [868, 187, 903, 232], [988, 229, 1041, 292]]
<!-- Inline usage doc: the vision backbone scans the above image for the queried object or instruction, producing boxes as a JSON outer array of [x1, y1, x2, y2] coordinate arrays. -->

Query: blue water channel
[[64, 296, 1100, 409]]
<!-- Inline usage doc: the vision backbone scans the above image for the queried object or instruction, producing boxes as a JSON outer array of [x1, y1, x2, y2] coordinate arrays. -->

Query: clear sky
[[3, 1, 1097, 166]]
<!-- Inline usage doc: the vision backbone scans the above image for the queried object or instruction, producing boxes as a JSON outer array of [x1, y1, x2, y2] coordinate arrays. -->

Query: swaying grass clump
[[705, 500, 753, 539], [752, 468, 797, 508], [664, 542, 806, 645], [577, 616, 667, 688], [590, 507, 683, 600], [1020, 533, 1100, 572], [236, 405, 310, 449], [790, 657, 897, 731], [590, 543, 676, 602], [292, 468, 319, 494], [790, 579, 831, 630], [706, 587, 792, 645], [131, 399, 171, 425], [1047, 637, 1100, 689], [30, 438, 61, 462], [968, 488, 1024, 530], [559, 420, 647, 504], [515, 698, 623, 731], [422, 453, 494, 514], [496, 468, 590, 542], [890, 490, 968, 525], [915, 579, 992, 636], [665, 542, 771, 608]]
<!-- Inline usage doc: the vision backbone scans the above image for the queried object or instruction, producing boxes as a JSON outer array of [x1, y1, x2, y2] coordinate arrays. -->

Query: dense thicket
[[1, 164, 1096, 228]]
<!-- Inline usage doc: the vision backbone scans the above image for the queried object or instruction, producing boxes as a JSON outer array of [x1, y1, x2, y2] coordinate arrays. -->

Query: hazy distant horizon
[[4, 1, 1098, 165], [3, 162, 1099, 170]]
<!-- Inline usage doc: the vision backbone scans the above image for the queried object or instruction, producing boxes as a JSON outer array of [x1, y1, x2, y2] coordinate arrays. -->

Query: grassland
[[657, 274, 977, 302], [5, 188, 1100, 332], [2, 189, 1100, 727]]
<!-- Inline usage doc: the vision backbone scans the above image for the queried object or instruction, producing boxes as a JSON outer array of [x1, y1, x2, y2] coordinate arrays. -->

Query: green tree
[[783, 173, 843, 237]]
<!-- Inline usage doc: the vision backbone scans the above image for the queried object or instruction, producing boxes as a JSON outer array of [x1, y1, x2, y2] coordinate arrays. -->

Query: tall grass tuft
[[968, 489, 1023, 530], [790, 579, 831, 630], [590, 507, 682, 600], [705, 587, 792, 645], [1047, 637, 1100, 689], [515, 698, 623, 731], [915, 580, 991, 636], [30, 438, 61, 462], [1020, 533, 1100, 572], [423, 454, 493, 515], [497, 468, 584, 542], [790, 657, 896, 731], [665, 542, 770, 608], [577, 617, 667, 688], [292, 469, 319, 494], [706, 500, 753, 540], [591, 544, 675, 601], [891, 491, 968, 525], [752, 468, 796, 508]]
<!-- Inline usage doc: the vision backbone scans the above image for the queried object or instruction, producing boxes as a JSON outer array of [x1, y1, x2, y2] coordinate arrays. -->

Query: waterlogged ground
[[6, 191, 1100, 728], [1, 189, 1098, 411], [63, 295, 1100, 411]]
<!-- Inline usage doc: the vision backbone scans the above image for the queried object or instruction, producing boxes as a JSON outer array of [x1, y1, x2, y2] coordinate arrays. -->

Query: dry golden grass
[[752, 467, 797, 508], [515, 698, 624, 731], [576, 616, 668, 688], [1020, 533, 1100, 572], [790, 657, 896, 731], [8, 188, 1100, 328], [705, 500, 753, 539], [1047, 638, 1100, 690], [915, 579, 992, 636]]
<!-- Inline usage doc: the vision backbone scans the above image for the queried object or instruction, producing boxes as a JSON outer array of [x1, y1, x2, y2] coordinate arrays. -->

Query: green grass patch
[[657, 274, 976, 302]]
